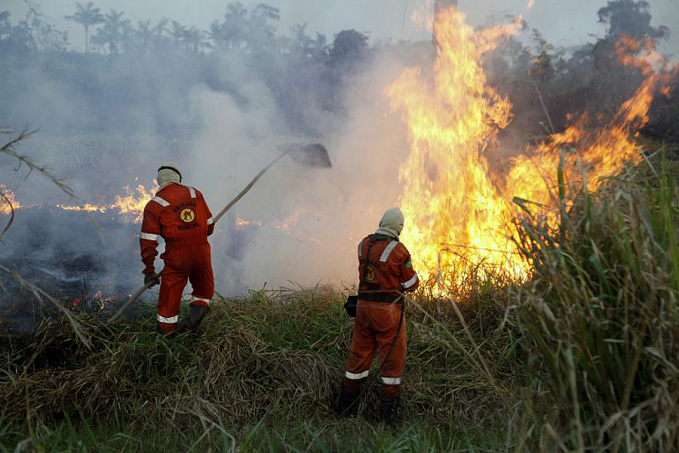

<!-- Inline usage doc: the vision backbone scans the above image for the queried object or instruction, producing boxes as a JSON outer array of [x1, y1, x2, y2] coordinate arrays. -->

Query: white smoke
[[184, 49, 415, 294]]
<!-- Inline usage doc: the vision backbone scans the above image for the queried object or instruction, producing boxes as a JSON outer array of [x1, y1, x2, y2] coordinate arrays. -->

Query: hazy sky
[[3, 0, 678, 54]]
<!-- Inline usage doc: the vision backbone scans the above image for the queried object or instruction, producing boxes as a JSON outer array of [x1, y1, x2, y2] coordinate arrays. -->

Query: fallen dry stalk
[[0, 264, 92, 349]]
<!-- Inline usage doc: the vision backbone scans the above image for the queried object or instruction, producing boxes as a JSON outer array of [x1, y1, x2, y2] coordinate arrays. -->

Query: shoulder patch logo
[[365, 265, 376, 282], [180, 208, 195, 223]]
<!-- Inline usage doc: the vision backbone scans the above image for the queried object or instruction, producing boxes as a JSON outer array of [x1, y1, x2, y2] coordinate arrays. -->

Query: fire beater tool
[[109, 143, 331, 323]]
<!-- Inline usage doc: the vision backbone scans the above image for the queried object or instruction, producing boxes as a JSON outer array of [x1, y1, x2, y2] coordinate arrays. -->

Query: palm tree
[[135, 19, 152, 51], [65, 2, 104, 52], [169, 20, 185, 51], [208, 20, 225, 48], [91, 9, 129, 54], [291, 23, 312, 53], [151, 18, 168, 52], [249, 4, 280, 50], [184, 27, 206, 54], [223, 2, 249, 49]]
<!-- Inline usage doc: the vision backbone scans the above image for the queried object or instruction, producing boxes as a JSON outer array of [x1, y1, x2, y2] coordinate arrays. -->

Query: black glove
[[144, 273, 160, 288]]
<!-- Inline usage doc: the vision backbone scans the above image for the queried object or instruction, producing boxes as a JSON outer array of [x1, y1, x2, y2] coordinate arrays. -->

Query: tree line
[[0, 1, 675, 140], [0, 1, 369, 62], [0, 1, 373, 136]]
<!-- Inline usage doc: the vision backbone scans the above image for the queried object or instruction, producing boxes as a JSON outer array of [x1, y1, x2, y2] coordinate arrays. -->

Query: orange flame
[[410, 0, 436, 32], [236, 217, 263, 228], [387, 8, 676, 293], [1, 182, 155, 222], [56, 203, 107, 213], [277, 207, 308, 231], [56, 184, 156, 223], [508, 35, 677, 204], [0, 185, 20, 214], [110, 184, 155, 223], [387, 8, 523, 288]]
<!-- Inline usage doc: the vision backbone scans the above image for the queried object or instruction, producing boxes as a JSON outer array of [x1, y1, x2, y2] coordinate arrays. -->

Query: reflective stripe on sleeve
[[207, 217, 214, 225], [380, 241, 399, 262], [140, 232, 159, 241], [381, 376, 401, 385], [189, 187, 196, 198], [401, 274, 418, 289], [157, 314, 178, 324], [345, 370, 369, 380], [357, 238, 365, 258], [152, 196, 170, 207], [191, 297, 211, 305]]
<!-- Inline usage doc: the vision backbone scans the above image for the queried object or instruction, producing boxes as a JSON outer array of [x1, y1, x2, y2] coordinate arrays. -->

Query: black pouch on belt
[[344, 295, 358, 317]]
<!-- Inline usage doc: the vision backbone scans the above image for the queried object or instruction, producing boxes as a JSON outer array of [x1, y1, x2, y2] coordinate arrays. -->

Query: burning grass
[[389, 7, 678, 295]]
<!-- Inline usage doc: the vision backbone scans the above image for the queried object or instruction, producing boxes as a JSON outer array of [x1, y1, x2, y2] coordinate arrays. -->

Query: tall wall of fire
[[434, 0, 459, 47]]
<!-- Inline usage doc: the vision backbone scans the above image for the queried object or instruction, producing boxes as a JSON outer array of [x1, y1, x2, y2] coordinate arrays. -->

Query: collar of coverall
[[158, 181, 182, 190], [374, 227, 399, 240]]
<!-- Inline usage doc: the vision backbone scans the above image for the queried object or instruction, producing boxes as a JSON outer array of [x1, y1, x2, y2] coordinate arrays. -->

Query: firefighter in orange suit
[[339, 207, 419, 422], [139, 164, 215, 335]]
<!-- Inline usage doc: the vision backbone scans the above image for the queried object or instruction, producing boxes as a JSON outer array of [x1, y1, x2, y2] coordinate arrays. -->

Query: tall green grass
[[511, 152, 679, 452]]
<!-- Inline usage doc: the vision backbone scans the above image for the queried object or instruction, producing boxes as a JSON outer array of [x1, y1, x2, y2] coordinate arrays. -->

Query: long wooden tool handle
[[108, 277, 159, 323], [213, 152, 286, 224], [109, 151, 288, 323]]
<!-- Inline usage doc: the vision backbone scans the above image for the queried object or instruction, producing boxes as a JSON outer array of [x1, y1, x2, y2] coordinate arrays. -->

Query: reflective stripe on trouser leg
[[190, 296, 211, 307], [344, 370, 370, 393], [380, 376, 402, 399], [345, 370, 369, 380], [381, 376, 401, 385], [343, 304, 378, 391], [188, 244, 214, 307], [157, 314, 178, 323], [376, 304, 407, 398], [157, 316, 180, 334], [157, 252, 189, 334]]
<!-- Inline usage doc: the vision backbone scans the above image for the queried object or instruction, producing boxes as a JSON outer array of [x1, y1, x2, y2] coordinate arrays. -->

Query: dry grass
[[0, 287, 519, 451]]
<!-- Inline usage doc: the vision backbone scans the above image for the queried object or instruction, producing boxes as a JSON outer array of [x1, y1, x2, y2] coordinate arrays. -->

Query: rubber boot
[[337, 386, 360, 418], [156, 322, 176, 337], [177, 305, 209, 333], [378, 397, 399, 424]]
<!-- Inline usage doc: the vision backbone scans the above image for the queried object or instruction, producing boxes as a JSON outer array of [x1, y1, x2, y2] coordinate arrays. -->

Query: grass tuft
[[511, 152, 679, 452]]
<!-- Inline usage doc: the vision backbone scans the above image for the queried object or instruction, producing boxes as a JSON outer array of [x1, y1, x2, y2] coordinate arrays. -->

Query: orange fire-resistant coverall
[[140, 183, 215, 334], [343, 234, 419, 398]]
